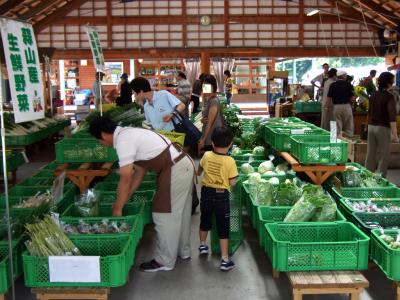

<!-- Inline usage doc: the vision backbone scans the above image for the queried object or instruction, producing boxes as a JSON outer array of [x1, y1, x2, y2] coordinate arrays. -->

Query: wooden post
[[201, 52, 210, 74], [396, 281, 400, 300]]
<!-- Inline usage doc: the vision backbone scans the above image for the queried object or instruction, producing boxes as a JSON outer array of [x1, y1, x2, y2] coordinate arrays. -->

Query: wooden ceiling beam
[[33, 0, 89, 33], [0, 0, 25, 15], [17, 0, 62, 20], [50, 47, 378, 60], [52, 14, 364, 26], [351, 0, 398, 28]]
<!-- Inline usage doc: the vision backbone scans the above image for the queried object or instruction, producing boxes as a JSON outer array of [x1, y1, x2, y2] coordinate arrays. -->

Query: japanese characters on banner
[[85, 26, 105, 72], [0, 19, 44, 123]]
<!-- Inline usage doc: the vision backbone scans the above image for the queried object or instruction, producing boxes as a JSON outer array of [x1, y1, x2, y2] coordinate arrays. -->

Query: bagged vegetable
[[241, 163, 254, 174], [252, 180, 274, 206], [312, 195, 337, 222], [339, 170, 362, 187], [75, 189, 99, 217], [247, 172, 262, 185], [232, 147, 242, 155], [252, 146, 265, 156], [274, 180, 302, 206], [284, 197, 316, 222]]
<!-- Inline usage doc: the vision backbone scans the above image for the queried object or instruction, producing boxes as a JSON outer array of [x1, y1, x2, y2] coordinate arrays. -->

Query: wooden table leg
[[0, 293, 4, 300], [293, 290, 302, 300], [350, 291, 360, 300], [11, 170, 17, 185], [397, 282, 400, 300]]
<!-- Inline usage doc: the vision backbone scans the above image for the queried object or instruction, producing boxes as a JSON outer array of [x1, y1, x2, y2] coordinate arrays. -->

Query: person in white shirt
[[89, 116, 194, 272], [311, 63, 329, 101], [321, 68, 337, 130]]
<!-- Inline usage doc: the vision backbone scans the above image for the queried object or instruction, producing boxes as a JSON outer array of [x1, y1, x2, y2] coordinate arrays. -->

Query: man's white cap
[[337, 70, 347, 77]]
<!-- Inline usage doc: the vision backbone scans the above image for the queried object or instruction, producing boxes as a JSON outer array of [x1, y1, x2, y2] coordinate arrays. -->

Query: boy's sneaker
[[140, 259, 173, 272], [198, 245, 209, 255], [220, 259, 235, 271]]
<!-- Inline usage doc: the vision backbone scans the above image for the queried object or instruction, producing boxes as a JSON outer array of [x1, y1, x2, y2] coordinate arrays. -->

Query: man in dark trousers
[[116, 73, 133, 106]]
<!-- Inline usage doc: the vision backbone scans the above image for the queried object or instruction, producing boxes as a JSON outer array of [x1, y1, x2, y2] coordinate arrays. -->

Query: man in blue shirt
[[130, 77, 186, 131]]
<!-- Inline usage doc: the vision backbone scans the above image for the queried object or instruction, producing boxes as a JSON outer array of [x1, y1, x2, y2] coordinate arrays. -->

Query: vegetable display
[[221, 104, 242, 139], [380, 233, 400, 250], [12, 191, 53, 209], [284, 184, 337, 222], [338, 168, 389, 188], [61, 219, 131, 235], [240, 163, 254, 175], [74, 190, 99, 217], [252, 146, 265, 156], [25, 216, 81, 256], [344, 199, 400, 213]]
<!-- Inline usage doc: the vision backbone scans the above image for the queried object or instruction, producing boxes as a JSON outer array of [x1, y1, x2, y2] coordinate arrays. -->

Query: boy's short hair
[[177, 71, 186, 79], [211, 126, 233, 147], [89, 116, 117, 139]]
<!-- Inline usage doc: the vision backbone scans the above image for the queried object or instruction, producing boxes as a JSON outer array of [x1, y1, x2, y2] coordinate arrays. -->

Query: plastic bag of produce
[[312, 195, 337, 222], [252, 146, 265, 156], [247, 172, 262, 185], [274, 180, 302, 206], [253, 180, 274, 206], [339, 170, 362, 187], [283, 196, 316, 222], [74, 189, 99, 217], [241, 163, 254, 174], [232, 147, 242, 155]]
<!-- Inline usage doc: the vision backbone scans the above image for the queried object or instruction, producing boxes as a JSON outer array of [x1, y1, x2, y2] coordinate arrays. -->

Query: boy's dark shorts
[[200, 186, 230, 239]]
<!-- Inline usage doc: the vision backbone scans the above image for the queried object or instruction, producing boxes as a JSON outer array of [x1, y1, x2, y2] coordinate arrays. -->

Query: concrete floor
[[4, 148, 400, 300]]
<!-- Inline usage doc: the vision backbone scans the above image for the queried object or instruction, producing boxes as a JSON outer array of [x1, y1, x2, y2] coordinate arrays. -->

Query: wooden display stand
[[396, 281, 400, 300], [280, 152, 345, 185], [288, 271, 369, 300], [55, 162, 114, 193], [32, 288, 109, 300]]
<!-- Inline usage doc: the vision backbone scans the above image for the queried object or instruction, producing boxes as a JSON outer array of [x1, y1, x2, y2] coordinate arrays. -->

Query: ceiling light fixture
[[306, 9, 320, 16]]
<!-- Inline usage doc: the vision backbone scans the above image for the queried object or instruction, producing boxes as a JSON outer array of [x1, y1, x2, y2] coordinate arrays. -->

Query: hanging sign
[[85, 26, 105, 72], [0, 18, 44, 123]]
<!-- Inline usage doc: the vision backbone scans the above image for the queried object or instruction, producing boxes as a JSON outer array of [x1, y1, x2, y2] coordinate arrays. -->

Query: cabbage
[[232, 147, 242, 155], [284, 197, 316, 222], [258, 161, 274, 174], [252, 180, 274, 206], [264, 171, 276, 176], [248, 172, 262, 185], [268, 177, 280, 185], [275, 163, 289, 173], [240, 163, 254, 174], [252, 146, 265, 156]]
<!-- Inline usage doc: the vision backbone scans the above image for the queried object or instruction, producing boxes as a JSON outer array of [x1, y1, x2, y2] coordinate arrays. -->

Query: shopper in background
[[88, 116, 194, 272], [198, 126, 238, 271], [224, 70, 234, 105], [93, 72, 105, 110], [321, 68, 337, 130], [365, 72, 399, 177], [116, 73, 132, 106], [327, 70, 355, 137], [130, 77, 185, 132], [198, 74, 224, 153], [176, 71, 192, 117], [191, 73, 204, 114], [311, 63, 329, 101], [361, 69, 377, 96]]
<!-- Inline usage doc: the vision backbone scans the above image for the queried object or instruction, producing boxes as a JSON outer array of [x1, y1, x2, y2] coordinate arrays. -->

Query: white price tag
[[330, 121, 337, 143], [49, 256, 101, 283]]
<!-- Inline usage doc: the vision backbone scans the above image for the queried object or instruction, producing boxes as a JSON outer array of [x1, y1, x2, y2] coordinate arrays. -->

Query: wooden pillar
[[201, 52, 210, 75]]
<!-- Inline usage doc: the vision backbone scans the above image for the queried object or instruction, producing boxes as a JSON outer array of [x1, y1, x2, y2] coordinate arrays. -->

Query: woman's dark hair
[[211, 126, 233, 147], [201, 74, 218, 93], [89, 116, 117, 140], [130, 77, 151, 94], [328, 68, 337, 78], [224, 70, 231, 77], [177, 71, 186, 80], [377, 72, 394, 91], [199, 73, 205, 80]]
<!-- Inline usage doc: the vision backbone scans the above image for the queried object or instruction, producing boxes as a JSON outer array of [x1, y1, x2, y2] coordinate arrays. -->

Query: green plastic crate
[[5, 133, 34, 146], [0, 239, 24, 294], [71, 131, 92, 139], [371, 229, 400, 281], [264, 222, 369, 272], [231, 150, 266, 162], [352, 212, 400, 235], [55, 138, 118, 163], [94, 181, 156, 195], [257, 206, 346, 249], [0, 152, 25, 171], [103, 171, 157, 182], [23, 234, 133, 288], [267, 126, 329, 152], [290, 135, 348, 164], [337, 198, 400, 222], [331, 186, 400, 202], [61, 201, 151, 224], [294, 101, 322, 113], [19, 177, 59, 187], [210, 183, 243, 255]]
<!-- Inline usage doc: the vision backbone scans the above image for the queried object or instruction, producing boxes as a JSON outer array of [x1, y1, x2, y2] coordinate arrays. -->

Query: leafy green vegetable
[[252, 146, 265, 156], [274, 181, 302, 206], [241, 163, 254, 174]]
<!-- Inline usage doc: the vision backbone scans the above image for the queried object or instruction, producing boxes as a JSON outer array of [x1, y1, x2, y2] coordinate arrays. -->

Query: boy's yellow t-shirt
[[200, 151, 238, 191]]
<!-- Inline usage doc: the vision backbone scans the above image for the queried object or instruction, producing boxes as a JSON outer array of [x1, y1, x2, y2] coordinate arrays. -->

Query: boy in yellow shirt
[[197, 126, 238, 271]]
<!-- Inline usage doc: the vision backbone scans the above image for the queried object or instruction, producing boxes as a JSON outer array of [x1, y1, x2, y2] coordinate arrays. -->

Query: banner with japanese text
[[85, 26, 105, 72], [0, 18, 44, 123]]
